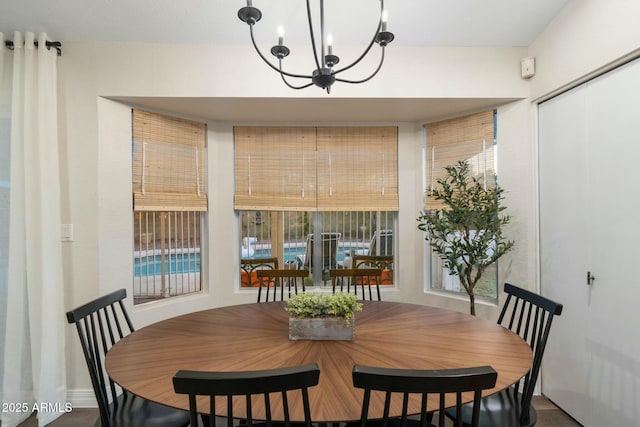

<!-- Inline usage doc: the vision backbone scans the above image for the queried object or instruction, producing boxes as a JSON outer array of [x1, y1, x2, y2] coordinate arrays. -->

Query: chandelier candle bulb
[[382, 10, 388, 31], [277, 26, 284, 45], [327, 34, 333, 55]]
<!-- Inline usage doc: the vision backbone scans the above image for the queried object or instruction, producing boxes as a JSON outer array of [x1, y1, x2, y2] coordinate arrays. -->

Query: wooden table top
[[106, 301, 532, 423]]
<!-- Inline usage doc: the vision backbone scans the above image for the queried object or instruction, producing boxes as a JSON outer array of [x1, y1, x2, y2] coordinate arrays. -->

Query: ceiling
[[1, 0, 568, 46], [1, 0, 569, 122]]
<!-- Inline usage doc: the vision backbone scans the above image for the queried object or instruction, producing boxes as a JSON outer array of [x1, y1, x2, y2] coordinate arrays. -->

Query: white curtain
[[0, 31, 66, 427]]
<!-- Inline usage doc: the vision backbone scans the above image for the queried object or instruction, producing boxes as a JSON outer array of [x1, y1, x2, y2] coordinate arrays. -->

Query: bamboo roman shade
[[132, 110, 207, 212], [234, 127, 317, 211], [425, 110, 496, 210], [233, 126, 398, 212], [316, 127, 398, 211]]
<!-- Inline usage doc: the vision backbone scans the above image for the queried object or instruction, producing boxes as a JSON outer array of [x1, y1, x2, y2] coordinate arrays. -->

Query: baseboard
[[67, 389, 97, 408]]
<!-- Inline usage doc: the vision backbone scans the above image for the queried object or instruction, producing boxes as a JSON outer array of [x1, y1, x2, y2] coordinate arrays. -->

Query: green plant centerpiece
[[286, 292, 362, 325], [417, 160, 514, 316], [285, 292, 363, 340]]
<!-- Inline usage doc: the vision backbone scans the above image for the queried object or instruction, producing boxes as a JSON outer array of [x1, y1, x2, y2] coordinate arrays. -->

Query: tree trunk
[[469, 292, 476, 316]]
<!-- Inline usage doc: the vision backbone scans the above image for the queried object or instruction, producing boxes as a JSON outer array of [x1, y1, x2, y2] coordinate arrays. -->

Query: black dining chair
[[445, 282, 563, 427], [330, 268, 383, 301], [256, 268, 309, 302], [352, 365, 498, 427], [172, 363, 321, 427], [66, 288, 190, 427]]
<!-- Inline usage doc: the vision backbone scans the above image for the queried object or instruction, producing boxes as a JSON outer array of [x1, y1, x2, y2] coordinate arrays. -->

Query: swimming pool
[[134, 246, 359, 276], [134, 252, 200, 277], [254, 247, 308, 264], [252, 246, 357, 264]]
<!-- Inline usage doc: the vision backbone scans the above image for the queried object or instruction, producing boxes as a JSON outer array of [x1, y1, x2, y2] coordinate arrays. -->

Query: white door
[[539, 84, 591, 425], [539, 58, 640, 427]]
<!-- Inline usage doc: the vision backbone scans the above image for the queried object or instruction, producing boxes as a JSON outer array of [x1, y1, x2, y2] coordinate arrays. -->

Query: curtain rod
[[4, 40, 62, 56]]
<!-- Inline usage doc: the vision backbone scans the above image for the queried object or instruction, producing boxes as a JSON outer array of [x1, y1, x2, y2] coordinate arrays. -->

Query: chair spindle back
[[66, 288, 135, 426], [173, 364, 320, 427], [353, 365, 497, 427], [498, 283, 563, 425]]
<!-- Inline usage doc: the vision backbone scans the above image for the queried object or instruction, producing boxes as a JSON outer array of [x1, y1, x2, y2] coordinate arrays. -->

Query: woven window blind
[[317, 127, 398, 211], [132, 110, 207, 212], [424, 110, 495, 210], [234, 126, 317, 211], [233, 126, 398, 212]]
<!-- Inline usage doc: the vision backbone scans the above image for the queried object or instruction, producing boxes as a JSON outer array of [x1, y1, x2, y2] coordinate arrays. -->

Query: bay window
[[235, 126, 397, 287]]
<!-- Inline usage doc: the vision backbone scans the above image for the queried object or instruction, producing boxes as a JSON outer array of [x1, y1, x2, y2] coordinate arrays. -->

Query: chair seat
[[350, 415, 437, 427], [102, 392, 190, 427], [355, 420, 436, 427], [444, 388, 537, 427]]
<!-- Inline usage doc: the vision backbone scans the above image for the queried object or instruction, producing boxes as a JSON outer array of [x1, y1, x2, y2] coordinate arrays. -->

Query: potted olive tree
[[417, 161, 514, 316]]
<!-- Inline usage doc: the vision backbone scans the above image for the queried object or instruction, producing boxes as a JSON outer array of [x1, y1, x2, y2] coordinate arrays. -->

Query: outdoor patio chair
[[296, 232, 341, 279], [240, 257, 279, 287], [369, 229, 393, 256], [352, 254, 394, 285], [343, 229, 393, 269]]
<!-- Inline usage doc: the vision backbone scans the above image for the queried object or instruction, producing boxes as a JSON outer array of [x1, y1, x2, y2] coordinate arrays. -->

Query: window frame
[[422, 110, 499, 301], [238, 210, 396, 289], [131, 109, 207, 304]]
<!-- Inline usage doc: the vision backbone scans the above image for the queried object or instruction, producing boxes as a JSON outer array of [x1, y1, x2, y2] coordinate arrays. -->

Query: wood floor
[[17, 396, 582, 427]]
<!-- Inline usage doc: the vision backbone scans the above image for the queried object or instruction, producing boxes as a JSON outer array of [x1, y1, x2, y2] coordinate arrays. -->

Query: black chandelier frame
[[238, 0, 394, 93]]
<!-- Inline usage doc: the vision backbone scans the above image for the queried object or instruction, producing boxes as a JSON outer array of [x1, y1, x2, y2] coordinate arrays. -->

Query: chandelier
[[238, 0, 394, 94]]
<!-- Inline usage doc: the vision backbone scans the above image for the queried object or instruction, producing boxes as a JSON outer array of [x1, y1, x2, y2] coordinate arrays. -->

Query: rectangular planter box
[[289, 317, 354, 341]]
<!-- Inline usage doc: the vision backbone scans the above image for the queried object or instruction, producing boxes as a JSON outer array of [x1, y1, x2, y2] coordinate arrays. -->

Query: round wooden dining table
[[105, 300, 532, 423]]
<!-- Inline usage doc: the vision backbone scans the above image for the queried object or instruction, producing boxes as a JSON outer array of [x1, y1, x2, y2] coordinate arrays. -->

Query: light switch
[[61, 224, 74, 242]]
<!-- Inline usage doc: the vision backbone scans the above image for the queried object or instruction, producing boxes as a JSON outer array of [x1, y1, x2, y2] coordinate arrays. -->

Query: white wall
[[59, 42, 534, 394], [59, 0, 640, 391], [66, 44, 529, 98], [529, 0, 640, 100]]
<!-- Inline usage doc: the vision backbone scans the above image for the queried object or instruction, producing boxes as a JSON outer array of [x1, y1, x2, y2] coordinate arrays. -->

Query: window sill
[[425, 289, 498, 307]]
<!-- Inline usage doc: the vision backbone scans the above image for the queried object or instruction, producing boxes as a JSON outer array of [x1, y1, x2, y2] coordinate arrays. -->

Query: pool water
[[135, 247, 356, 276], [254, 247, 307, 264], [134, 253, 200, 277], [255, 247, 354, 264]]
